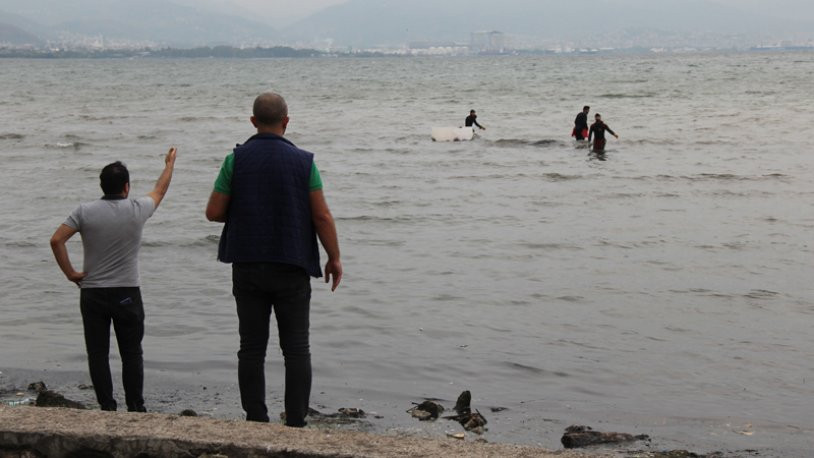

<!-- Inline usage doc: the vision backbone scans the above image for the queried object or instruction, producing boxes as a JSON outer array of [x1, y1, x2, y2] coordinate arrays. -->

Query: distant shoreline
[[1, 45, 812, 59]]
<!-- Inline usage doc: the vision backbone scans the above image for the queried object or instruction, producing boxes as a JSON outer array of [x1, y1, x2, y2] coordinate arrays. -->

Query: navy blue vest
[[217, 133, 322, 278]]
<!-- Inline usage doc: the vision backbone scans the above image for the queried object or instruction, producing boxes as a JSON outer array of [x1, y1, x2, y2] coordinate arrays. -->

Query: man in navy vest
[[206, 92, 342, 427]]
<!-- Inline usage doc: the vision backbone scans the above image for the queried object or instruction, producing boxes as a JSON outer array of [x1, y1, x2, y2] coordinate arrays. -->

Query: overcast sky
[[4, 0, 812, 26], [223, 0, 347, 24], [208, 0, 813, 25]]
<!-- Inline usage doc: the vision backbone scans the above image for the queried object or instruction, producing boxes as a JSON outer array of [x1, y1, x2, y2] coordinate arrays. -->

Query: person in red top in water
[[588, 113, 618, 153], [572, 105, 590, 140]]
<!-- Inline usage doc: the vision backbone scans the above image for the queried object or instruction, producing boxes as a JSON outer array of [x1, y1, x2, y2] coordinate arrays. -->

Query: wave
[[693, 241, 749, 252], [5, 241, 37, 248], [45, 141, 90, 150], [609, 79, 650, 84], [599, 92, 657, 99], [604, 192, 647, 199], [0, 133, 25, 141], [668, 288, 781, 301], [489, 138, 566, 148], [178, 116, 219, 122], [142, 235, 220, 248], [622, 138, 681, 146], [626, 173, 788, 182], [744, 289, 780, 299], [502, 361, 569, 377], [542, 172, 582, 181], [337, 215, 423, 223], [518, 242, 583, 251], [362, 239, 405, 247], [371, 199, 403, 208], [450, 173, 534, 180]]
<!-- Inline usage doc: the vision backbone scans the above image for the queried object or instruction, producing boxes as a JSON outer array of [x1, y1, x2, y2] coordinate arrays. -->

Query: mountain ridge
[[284, 0, 814, 47], [0, 0, 279, 47]]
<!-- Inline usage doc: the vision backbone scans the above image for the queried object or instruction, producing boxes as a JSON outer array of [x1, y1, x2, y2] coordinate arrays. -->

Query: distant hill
[[2, 0, 811, 50], [285, 0, 813, 47], [0, 22, 43, 46], [0, 0, 279, 47]]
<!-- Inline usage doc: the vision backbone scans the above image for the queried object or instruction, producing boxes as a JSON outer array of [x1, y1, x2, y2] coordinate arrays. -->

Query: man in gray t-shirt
[[50, 147, 176, 412]]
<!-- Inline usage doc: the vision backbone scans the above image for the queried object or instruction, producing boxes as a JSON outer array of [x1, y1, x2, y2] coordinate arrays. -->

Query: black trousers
[[79, 287, 145, 412], [233, 263, 312, 427]]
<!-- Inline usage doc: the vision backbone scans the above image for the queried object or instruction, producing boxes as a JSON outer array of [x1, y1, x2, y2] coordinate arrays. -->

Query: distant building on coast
[[470, 31, 506, 54], [407, 41, 469, 56]]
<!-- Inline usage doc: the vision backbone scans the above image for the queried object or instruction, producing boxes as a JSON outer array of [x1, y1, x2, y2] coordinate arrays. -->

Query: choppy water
[[1, 53, 813, 456]]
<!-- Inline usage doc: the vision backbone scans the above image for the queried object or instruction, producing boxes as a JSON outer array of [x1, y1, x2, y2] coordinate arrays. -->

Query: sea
[[0, 52, 812, 456]]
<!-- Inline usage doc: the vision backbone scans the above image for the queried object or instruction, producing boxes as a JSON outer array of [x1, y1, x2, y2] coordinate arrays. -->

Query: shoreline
[[1, 368, 777, 457], [0, 404, 606, 458]]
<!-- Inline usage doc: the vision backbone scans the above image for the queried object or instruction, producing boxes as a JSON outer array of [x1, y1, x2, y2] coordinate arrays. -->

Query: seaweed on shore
[[35, 390, 86, 409], [561, 425, 648, 448], [407, 400, 444, 421]]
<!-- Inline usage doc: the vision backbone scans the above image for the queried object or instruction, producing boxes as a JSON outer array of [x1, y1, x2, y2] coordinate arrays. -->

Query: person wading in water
[[588, 113, 618, 153], [465, 110, 486, 130], [573, 105, 590, 141]]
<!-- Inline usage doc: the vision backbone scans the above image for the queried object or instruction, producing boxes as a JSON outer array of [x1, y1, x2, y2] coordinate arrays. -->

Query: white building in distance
[[470, 31, 506, 54]]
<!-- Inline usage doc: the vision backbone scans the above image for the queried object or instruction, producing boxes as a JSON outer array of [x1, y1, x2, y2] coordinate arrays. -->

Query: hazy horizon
[[1, 0, 813, 49]]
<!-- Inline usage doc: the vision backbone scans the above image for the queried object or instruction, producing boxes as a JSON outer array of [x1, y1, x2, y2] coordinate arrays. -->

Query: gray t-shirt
[[64, 196, 156, 288]]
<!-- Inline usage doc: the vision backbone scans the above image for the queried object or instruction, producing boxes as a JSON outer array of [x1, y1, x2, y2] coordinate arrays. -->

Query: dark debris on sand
[[407, 390, 489, 435], [282, 407, 371, 427], [35, 390, 85, 410], [407, 400, 444, 421], [561, 425, 649, 448]]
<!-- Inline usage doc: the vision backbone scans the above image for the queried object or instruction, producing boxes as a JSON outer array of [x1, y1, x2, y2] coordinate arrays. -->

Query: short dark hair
[[470, 109, 476, 113], [100, 161, 129, 195], [595, 113, 602, 119], [253, 92, 288, 126], [583, 105, 590, 111]]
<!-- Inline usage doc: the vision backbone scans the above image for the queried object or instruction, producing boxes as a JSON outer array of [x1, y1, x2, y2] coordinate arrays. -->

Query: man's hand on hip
[[67, 271, 87, 287]]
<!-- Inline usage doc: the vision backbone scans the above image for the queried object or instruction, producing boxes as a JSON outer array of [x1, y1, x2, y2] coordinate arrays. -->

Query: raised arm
[[147, 147, 177, 208], [50, 224, 85, 286], [309, 190, 342, 291]]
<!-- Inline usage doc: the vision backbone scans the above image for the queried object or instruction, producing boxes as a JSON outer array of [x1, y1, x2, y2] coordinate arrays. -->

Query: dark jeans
[[79, 287, 145, 412], [233, 263, 312, 427]]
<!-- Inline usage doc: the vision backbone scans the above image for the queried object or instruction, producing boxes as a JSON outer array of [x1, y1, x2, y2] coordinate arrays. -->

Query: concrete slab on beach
[[0, 405, 608, 458]]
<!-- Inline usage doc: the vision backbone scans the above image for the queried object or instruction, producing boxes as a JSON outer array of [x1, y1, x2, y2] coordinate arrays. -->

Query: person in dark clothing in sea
[[573, 105, 590, 140], [465, 109, 485, 130], [588, 113, 618, 153]]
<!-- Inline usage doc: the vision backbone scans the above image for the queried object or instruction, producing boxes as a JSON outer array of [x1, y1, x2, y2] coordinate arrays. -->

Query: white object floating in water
[[431, 126, 474, 142]]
